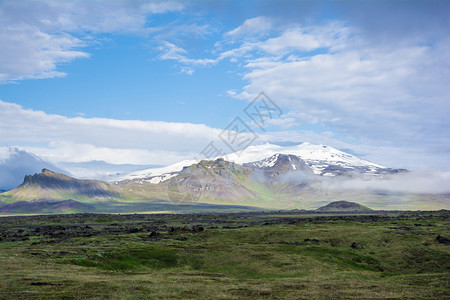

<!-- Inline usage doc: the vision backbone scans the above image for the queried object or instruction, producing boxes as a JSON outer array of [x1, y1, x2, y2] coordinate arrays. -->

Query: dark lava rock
[[436, 235, 450, 245], [277, 241, 300, 245], [149, 231, 160, 238], [192, 225, 204, 232], [302, 238, 319, 245], [351, 242, 363, 249], [128, 227, 140, 233]]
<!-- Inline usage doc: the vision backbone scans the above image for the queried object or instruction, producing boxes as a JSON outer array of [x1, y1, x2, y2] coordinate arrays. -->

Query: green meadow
[[0, 211, 448, 299]]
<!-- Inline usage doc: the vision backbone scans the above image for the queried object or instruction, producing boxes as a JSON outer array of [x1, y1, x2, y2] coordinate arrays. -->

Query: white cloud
[[0, 28, 90, 81], [158, 42, 217, 66], [258, 23, 349, 54], [140, 1, 184, 15], [18, 142, 195, 166], [318, 168, 450, 194], [223, 20, 450, 158], [219, 22, 350, 61], [0, 0, 184, 82], [180, 67, 195, 75], [0, 100, 224, 165], [225, 16, 274, 39], [0, 99, 265, 167], [0, 148, 65, 190], [158, 18, 349, 71]]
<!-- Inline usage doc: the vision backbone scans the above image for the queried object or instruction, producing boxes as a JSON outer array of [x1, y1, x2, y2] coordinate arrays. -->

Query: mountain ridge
[[3, 168, 119, 202], [118, 142, 403, 184], [2, 143, 446, 213]]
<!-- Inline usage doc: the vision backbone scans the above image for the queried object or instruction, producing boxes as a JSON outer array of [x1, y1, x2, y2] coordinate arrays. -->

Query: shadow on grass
[[70, 245, 178, 271], [279, 245, 383, 272]]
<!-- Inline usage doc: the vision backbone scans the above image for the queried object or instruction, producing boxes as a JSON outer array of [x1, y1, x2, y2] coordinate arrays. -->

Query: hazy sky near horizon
[[0, 0, 449, 171]]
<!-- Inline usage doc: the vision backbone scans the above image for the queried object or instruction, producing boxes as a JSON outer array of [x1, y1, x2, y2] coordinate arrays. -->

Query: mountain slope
[[1, 169, 120, 202], [163, 158, 258, 204], [132, 156, 317, 207], [244, 153, 315, 182]]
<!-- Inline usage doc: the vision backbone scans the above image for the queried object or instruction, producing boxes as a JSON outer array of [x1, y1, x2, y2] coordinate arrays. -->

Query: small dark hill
[[317, 201, 372, 212]]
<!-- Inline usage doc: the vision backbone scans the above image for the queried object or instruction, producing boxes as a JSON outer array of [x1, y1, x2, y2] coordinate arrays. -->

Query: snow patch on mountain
[[117, 159, 198, 183], [251, 153, 280, 168], [118, 142, 388, 183], [224, 142, 385, 175]]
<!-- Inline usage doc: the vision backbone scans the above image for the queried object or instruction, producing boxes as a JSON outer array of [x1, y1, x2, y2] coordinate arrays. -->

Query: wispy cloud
[[0, 0, 185, 82], [224, 16, 274, 39], [158, 42, 218, 67]]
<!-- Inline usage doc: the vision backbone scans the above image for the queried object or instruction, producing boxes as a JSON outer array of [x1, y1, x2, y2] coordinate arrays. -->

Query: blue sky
[[0, 0, 449, 172]]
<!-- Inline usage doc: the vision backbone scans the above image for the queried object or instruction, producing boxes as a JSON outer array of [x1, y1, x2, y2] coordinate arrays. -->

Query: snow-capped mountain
[[244, 153, 315, 182], [117, 142, 397, 184], [224, 142, 386, 176], [117, 159, 199, 183], [244, 153, 314, 173]]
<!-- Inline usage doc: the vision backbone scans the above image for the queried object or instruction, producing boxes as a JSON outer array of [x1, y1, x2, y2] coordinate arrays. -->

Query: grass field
[[0, 211, 448, 299]]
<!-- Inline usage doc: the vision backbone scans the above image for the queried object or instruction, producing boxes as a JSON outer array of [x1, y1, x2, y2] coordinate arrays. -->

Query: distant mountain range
[[119, 142, 405, 183], [1, 142, 447, 213], [0, 148, 157, 190]]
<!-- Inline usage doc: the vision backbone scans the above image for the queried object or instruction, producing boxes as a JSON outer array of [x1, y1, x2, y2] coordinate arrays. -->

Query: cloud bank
[[0, 99, 223, 165], [0, 148, 65, 190], [316, 169, 450, 195]]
